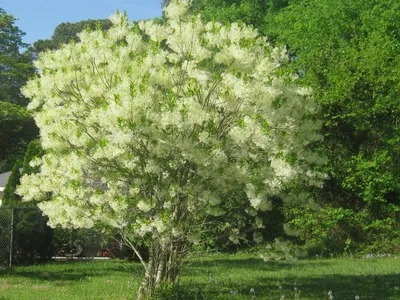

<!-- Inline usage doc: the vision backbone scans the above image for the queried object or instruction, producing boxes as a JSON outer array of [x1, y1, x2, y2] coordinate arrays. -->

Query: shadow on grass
[[270, 273, 400, 300], [184, 257, 332, 275], [1, 257, 399, 299], [177, 257, 400, 300], [0, 260, 143, 283], [176, 273, 400, 300]]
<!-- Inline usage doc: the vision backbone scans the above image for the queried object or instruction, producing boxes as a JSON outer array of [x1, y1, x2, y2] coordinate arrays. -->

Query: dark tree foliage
[[190, 0, 400, 253], [266, 0, 400, 211], [0, 101, 37, 166], [22, 139, 44, 175], [0, 8, 35, 106], [30, 19, 113, 55], [198, 189, 285, 252], [0, 9, 37, 171], [189, 0, 289, 30], [12, 207, 54, 265], [1, 141, 53, 265], [2, 160, 22, 206]]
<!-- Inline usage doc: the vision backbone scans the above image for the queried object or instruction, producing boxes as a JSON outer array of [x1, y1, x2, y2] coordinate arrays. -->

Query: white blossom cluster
[[17, 0, 325, 241]]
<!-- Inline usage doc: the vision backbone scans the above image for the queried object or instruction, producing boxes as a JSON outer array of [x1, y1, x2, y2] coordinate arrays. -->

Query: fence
[[0, 206, 108, 267], [0, 206, 51, 267], [0, 206, 13, 267]]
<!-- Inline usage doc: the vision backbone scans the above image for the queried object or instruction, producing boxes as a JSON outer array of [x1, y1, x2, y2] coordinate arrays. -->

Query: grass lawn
[[0, 253, 399, 299]]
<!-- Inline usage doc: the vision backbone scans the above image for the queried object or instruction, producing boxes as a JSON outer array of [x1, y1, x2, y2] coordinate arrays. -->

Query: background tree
[[0, 8, 35, 106], [1, 141, 53, 265], [187, 0, 289, 30], [266, 0, 400, 252], [0, 9, 37, 171], [17, 1, 323, 297], [21, 139, 44, 174], [0, 13, 112, 172], [191, 0, 400, 254], [2, 160, 23, 206], [30, 19, 112, 55], [0, 101, 37, 171]]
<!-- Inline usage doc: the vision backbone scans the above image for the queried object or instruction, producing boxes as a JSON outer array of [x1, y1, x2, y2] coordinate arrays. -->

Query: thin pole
[[9, 208, 14, 268]]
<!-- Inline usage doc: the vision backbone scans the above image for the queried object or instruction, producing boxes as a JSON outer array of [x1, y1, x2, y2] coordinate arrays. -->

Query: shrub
[[1, 143, 54, 265]]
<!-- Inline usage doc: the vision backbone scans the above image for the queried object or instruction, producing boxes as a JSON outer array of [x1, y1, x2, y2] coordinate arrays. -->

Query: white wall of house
[[0, 171, 12, 206]]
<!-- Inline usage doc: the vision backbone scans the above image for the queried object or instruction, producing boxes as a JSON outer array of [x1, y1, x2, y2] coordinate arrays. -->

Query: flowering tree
[[17, 0, 324, 297]]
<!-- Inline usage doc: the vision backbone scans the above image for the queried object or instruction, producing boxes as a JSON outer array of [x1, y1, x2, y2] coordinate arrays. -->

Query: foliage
[[189, 0, 290, 37], [21, 139, 44, 174], [287, 204, 400, 256], [0, 9, 37, 170], [357, 237, 400, 256], [0, 101, 37, 164], [1, 140, 42, 206], [2, 160, 22, 206], [200, 195, 286, 252], [17, 0, 323, 296], [266, 0, 400, 253], [11, 207, 53, 265], [287, 207, 363, 255], [190, 0, 400, 254], [0, 156, 21, 174], [190, 0, 287, 30], [0, 8, 35, 106], [259, 238, 307, 262], [267, 0, 400, 196], [30, 19, 112, 55], [0, 141, 53, 265]]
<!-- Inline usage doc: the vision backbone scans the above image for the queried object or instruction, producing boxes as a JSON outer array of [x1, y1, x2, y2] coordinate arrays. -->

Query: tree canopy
[[267, 0, 400, 206], [0, 8, 37, 171], [0, 101, 36, 162], [190, 0, 400, 253], [17, 1, 323, 296], [0, 8, 35, 106], [30, 19, 112, 55]]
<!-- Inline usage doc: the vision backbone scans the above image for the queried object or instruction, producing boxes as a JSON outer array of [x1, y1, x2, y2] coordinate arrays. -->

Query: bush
[[286, 203, 400, 256], [2, 160, 23, 206], [21, 139, 43, 175], [12, 207, 54, 264], [0, 208, 12, 266], [0, 143, 54, 265], [259, 238, 307, 262], [285, 207, 360, 256]]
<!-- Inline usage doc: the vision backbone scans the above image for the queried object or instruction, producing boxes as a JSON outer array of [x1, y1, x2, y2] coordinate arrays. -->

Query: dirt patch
[[0, 283, 12, 290], [31, 285, 49, 290]]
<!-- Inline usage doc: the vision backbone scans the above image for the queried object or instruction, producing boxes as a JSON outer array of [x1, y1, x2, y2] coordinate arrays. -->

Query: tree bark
[[136, 237, 188, 299]]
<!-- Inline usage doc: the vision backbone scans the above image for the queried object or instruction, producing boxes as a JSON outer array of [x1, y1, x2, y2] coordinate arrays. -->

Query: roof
[[0, 171, 12, 189]]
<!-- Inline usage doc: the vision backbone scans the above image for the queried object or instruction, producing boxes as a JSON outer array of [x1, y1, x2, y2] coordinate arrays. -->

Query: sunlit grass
[[0, 260, 143, 300], [0, 253, 399, 299], [178, 253, 400, 299]]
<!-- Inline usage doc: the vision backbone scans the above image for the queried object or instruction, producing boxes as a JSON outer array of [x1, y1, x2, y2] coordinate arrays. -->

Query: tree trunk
[[136, 237, 188, 300]]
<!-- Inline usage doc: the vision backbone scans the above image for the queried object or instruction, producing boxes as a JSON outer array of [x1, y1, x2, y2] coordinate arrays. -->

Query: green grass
[[178, 253, 400, 299], [0, 253, 399, 299], [0, 259, 143, 300]]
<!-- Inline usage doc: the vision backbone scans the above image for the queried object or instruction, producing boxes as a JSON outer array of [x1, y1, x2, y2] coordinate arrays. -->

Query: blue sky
[[2, 0, 163, 45]]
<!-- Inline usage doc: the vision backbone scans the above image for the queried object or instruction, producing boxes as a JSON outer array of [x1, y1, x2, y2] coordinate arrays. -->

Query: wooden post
[[9, 208, 14, 267]]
